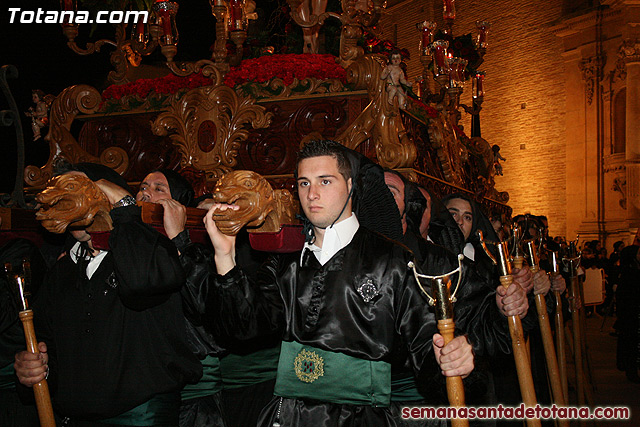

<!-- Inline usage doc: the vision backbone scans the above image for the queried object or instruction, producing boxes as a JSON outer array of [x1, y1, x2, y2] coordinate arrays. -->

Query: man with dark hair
[[294, 138, 353, 182], [202, 140, 474, 426], [14, 163, 202, 426]]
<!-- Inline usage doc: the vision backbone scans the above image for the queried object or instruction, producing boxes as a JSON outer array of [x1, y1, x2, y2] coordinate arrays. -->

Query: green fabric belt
[[390, 373, 424, 402], [274, 341, 391, 407], [99, 391, 180, 426], [220, 346, 279, 389], [0, 363, 15, 391], [181, 355, 223, 401]]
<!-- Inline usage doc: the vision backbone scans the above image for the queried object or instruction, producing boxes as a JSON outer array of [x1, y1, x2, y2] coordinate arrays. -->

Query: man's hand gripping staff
[[408, 254, 470, 427]]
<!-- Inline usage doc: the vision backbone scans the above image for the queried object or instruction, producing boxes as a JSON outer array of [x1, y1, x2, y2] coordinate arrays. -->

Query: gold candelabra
[[415, 1, 490, 126], [58, 0, 256, 83]]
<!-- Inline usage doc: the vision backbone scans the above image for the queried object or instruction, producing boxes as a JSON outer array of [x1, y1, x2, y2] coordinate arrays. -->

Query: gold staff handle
[[548, 249, 569, 403], [553, 287, 568, 403], [411, 260, 469, 427]]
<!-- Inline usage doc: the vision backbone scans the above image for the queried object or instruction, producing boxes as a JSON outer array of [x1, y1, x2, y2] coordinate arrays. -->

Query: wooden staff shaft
[[554, 289, 568, 404], [437, 319, 469, 427], [530, 267, 567, 409], [569, 275, 585, 406], [19, 310, 56, 427], [534, 293, 568, 425], [500, 275, 541, 427]]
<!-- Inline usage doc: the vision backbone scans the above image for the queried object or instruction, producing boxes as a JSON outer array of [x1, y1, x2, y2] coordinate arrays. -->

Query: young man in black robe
[[14, 163, 202, 426], [201, 140, 475, 426], [384, 171, 531, 426]]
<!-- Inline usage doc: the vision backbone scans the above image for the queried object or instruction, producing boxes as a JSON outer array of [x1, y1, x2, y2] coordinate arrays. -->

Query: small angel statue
[[492, 144, 506, 176], [25, 89, 53, 141], [381, 50, 412, 109]]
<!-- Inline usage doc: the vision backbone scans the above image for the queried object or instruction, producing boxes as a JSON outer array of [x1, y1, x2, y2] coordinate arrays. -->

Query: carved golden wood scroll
[[166, 59, 223, 82], [235, 77, 346, 99], [35, 174, 113, 234], [151, 85, 273, 182], [427, 113, 466, 187], [335, 55, 417, 168], [23, 85, 129, 187]]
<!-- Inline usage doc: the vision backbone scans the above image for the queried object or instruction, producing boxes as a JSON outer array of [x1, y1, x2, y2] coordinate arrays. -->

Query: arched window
[[613, 88, 626, 154]]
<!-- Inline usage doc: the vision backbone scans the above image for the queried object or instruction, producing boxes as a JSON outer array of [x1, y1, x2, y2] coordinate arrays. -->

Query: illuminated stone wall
[[379, 0, 568, 237]]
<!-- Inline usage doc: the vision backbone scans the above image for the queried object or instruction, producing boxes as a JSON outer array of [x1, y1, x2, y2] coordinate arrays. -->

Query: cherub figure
[[492, 144, 506, 176], [25, 89, 53, 141], [380, 50, 412, 109]]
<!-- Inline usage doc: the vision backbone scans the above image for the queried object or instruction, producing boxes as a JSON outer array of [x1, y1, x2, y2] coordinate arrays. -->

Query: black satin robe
[[177, 230, 277, 427], [29, 205, 202, 421], [205, 227, 445, 426]]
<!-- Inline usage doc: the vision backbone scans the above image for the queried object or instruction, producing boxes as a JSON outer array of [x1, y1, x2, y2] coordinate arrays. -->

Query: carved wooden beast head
[[36, 173, 113, 234], [212, 170, 297, 235]]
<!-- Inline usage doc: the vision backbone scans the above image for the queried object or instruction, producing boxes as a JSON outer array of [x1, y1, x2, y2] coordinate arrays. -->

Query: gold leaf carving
[[427, 114, 466, 186], [24, 85, 129, 187], [152, 85, 273, 181], [236, 77, 347, 99], [335, 55, 417, 168]]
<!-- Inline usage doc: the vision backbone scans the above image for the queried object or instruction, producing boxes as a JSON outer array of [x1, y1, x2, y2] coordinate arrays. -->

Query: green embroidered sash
[[274, 341, 391, 407]]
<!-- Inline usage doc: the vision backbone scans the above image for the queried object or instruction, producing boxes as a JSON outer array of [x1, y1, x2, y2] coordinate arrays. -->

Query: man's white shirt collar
[[69, 241, 108, 280], [463, 242, 475, 261], [301, 213, 359, 266]]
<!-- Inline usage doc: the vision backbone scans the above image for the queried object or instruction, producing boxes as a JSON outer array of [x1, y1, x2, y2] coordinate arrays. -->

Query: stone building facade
[[380, 0, 638, 248]]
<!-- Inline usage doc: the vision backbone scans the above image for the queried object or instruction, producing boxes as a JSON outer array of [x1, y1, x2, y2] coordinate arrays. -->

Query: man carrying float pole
[[202, 140, 475, 426]]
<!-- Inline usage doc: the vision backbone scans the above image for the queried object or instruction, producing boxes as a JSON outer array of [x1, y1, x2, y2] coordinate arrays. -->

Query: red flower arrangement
[[102, 72, 213, 100], [223, 54, 347, 87]]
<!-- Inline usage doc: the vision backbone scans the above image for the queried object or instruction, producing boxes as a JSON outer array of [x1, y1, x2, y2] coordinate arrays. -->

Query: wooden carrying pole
[[496, 242, 541, 427], [524, 242, 568, 427], [431, 276, 469, 427]]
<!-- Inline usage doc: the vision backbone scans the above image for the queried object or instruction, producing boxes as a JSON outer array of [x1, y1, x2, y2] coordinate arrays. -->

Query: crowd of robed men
[[3, 139, 572, 427]]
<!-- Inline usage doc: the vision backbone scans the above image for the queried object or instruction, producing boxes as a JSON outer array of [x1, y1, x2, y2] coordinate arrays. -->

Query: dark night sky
[[0, 0, 219, 194]]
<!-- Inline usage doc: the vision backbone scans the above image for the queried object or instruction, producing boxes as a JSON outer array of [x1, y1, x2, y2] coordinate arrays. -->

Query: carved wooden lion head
[[36, 173, 113, 234], [211, 170, 277, 235]]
